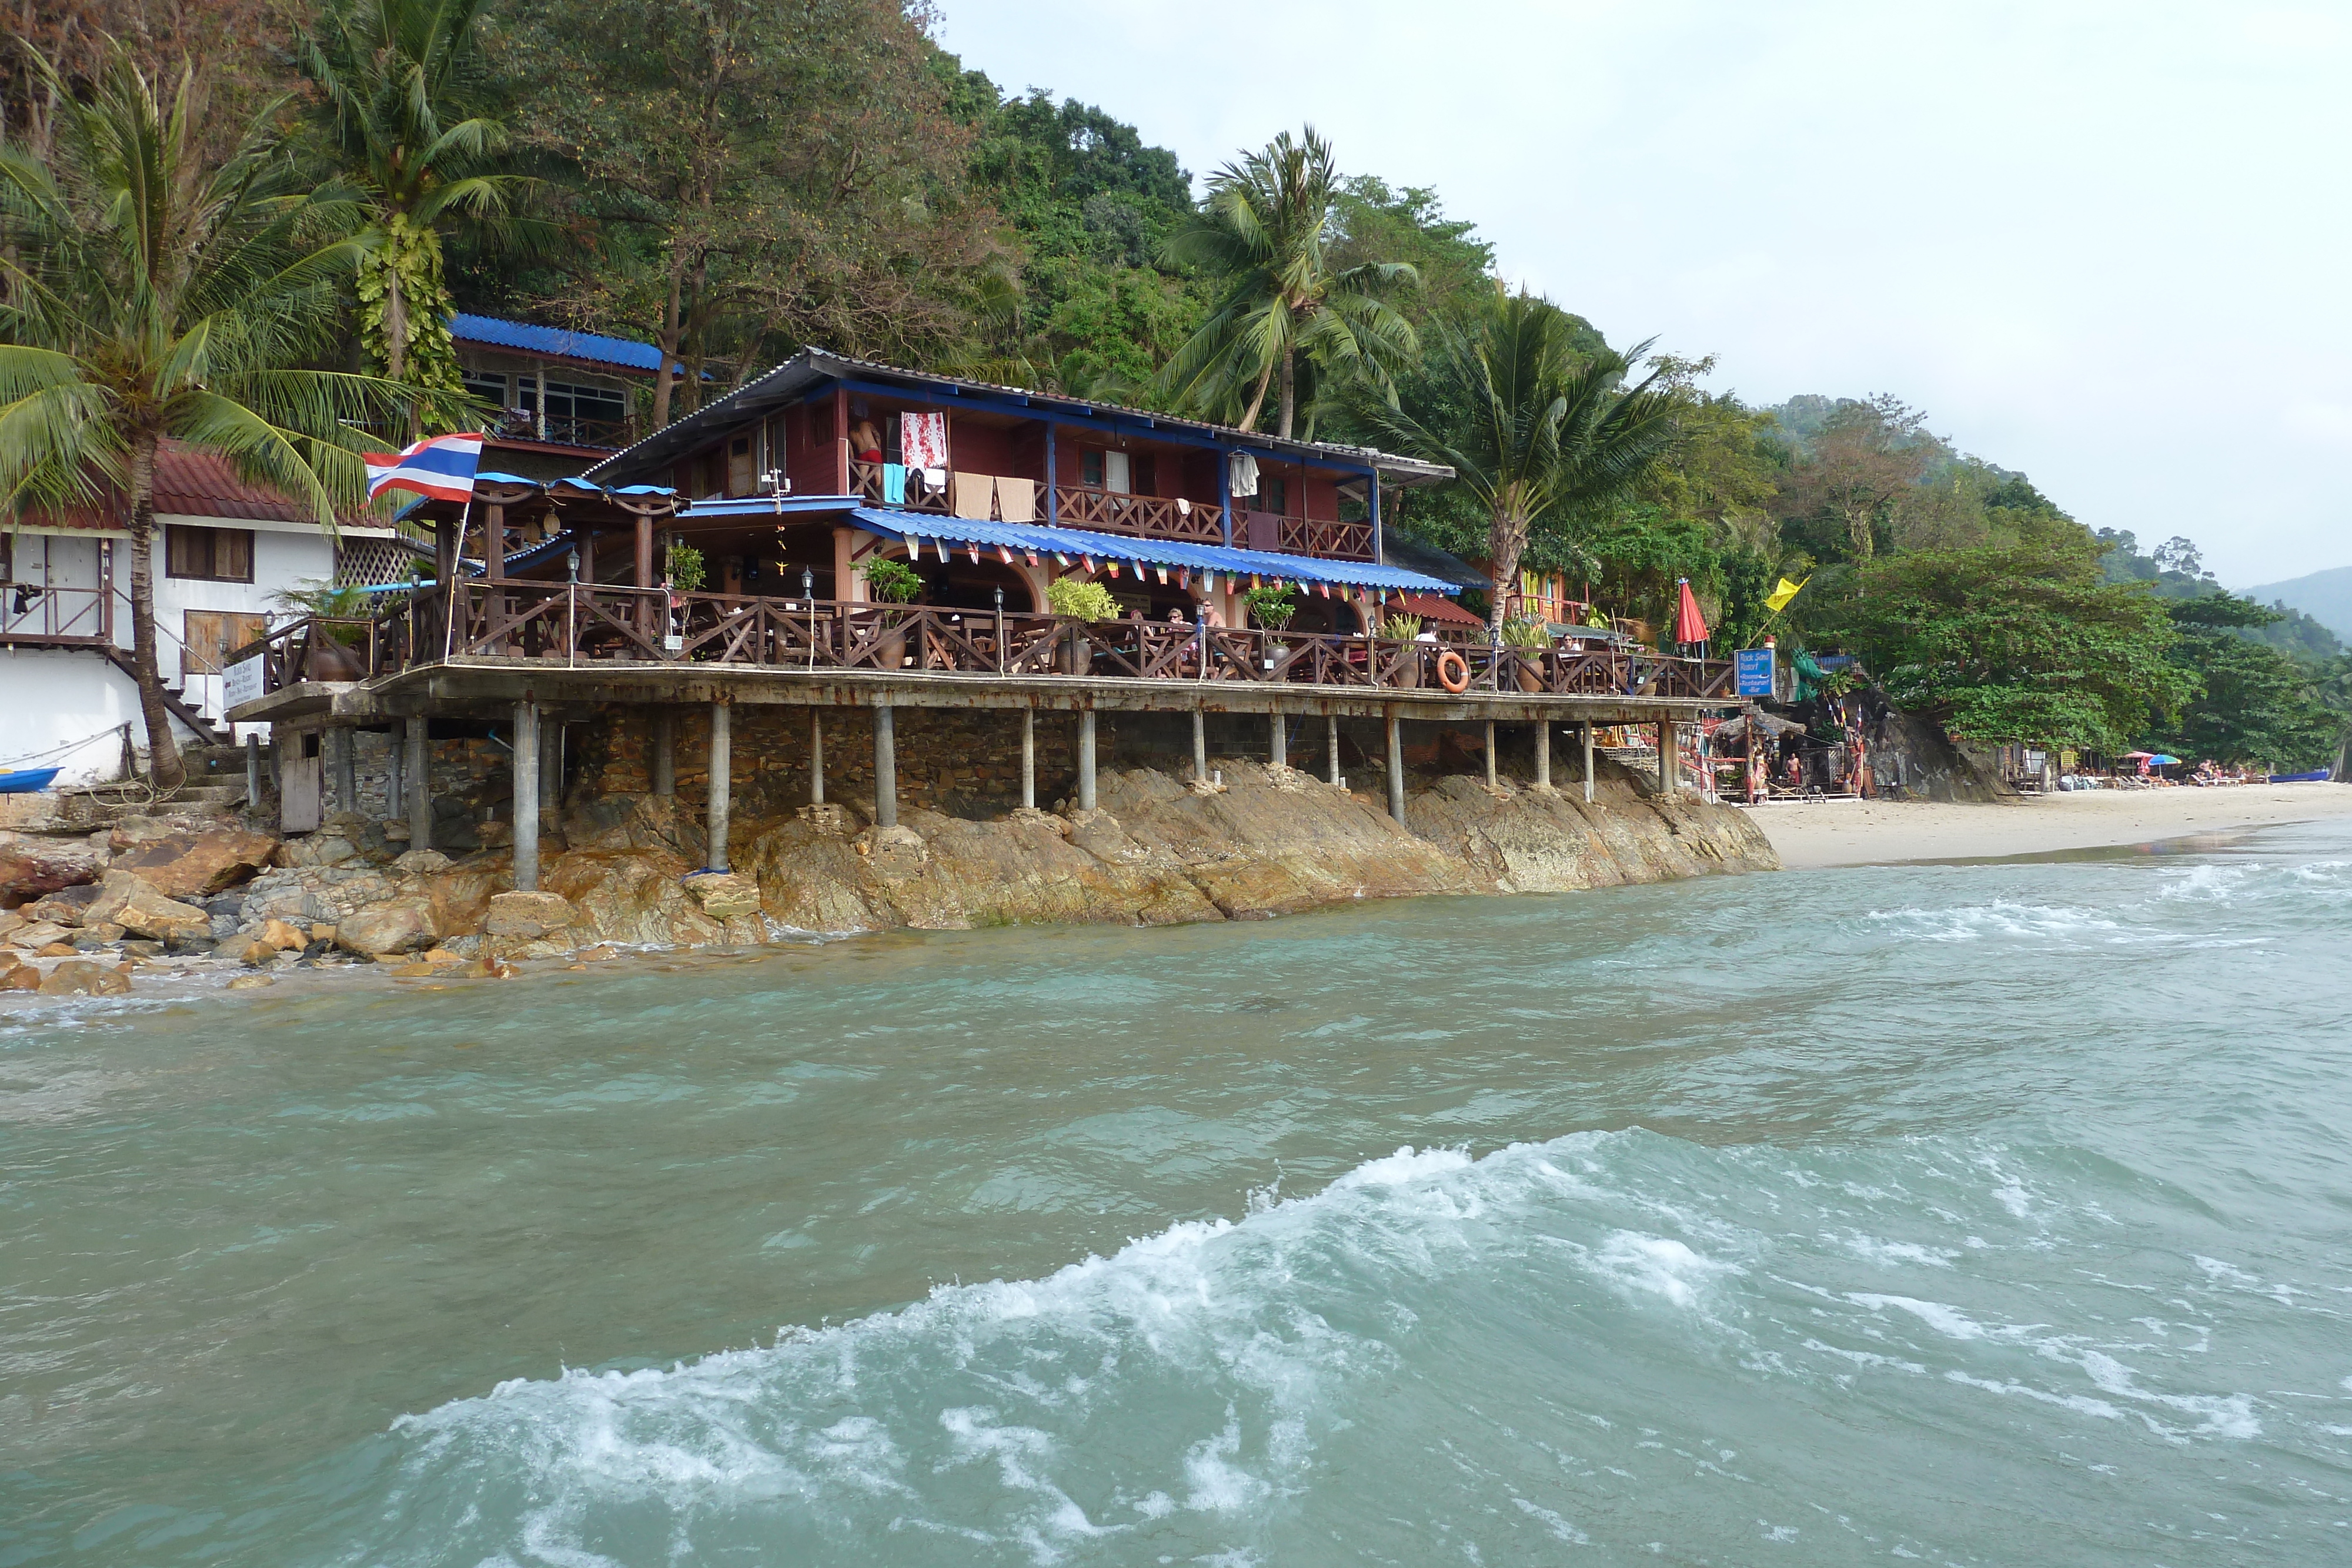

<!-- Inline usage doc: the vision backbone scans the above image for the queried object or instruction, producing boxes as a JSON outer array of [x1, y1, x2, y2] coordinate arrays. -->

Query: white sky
[[936, 0, 2351, 587]]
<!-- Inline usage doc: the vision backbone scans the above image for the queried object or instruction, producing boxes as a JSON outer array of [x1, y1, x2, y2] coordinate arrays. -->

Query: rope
[[1, 720, 133, 772]]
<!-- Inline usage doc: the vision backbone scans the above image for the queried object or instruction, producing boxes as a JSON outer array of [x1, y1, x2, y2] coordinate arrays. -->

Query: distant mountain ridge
[[2243, 565, 2352, 641]]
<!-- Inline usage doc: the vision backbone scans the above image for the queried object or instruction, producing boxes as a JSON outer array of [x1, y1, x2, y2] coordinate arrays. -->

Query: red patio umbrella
[[1673, 578, 1710, 645]]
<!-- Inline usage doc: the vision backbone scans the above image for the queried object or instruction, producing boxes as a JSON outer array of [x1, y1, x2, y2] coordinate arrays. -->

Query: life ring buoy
[[1436, 649, 1471, 693]]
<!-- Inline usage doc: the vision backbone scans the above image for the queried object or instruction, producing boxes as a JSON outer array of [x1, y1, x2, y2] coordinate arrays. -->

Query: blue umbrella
[[2147, 754, 2181, 765]]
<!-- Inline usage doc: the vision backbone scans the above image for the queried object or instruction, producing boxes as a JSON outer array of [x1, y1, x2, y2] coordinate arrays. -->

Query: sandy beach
[[1750, 782, 2352, 868]]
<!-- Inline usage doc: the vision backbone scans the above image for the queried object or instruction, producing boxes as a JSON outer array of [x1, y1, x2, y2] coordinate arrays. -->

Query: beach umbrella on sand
[[2147, 754, 2181, 766]]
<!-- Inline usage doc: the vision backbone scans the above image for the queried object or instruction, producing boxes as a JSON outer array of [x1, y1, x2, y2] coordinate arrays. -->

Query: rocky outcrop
[[105, 818, 279, 899], [0, 831, 103, 907], [81, 870, 212, 942]]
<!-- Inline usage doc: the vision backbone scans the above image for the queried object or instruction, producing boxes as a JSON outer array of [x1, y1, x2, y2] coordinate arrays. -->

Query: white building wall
[[1, 647, 209, 785]]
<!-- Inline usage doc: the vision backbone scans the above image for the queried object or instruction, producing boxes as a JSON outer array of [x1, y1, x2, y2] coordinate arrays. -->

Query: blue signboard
[[1735, 648, 1776, 697]]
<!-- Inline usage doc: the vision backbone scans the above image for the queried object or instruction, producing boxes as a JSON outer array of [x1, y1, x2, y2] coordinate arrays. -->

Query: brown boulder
[[79, 871, 211, 942], [212, 932, 275, 966], [0, 831, 102, 907], [1, 962, 40, 991], [21, 885, 100, 925], [483, 890, 579, 942], [40, 958, 130, 996], [105, 825, 278, 900], [681, 871, 762, 922], [258, 918, 310, 952], [335, 895, 437, 958]]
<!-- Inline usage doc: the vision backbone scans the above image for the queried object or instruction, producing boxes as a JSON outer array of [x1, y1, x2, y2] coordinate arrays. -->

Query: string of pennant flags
[[900, 534, 1394, 604]]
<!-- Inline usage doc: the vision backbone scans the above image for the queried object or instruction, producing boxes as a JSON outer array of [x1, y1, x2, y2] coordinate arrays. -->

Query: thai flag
[[363, 432, 483, 503]]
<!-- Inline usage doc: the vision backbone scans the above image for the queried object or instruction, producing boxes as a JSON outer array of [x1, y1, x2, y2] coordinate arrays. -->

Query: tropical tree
[[0, 45, 419, 788], [296, 0, 534, 413], [1158, 127, 1418, 439], [1358, 285, 1680, 633]]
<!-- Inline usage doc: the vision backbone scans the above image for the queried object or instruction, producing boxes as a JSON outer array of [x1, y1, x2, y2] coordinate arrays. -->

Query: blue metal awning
[[669, 496, 1458, 594]]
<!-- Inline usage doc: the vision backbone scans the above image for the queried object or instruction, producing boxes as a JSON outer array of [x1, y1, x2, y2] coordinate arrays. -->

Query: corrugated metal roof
[[452, 312, 669, 373], [25, 440, 316, 529]]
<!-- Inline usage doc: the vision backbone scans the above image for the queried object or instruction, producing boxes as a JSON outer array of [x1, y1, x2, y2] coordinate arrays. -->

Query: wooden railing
[[1052, 487, 1226, 543], [850, 460, 952, 515], [228, 581, 1737, 706], [0, 581, 111, 646], [1277, 516, 1375, 561]]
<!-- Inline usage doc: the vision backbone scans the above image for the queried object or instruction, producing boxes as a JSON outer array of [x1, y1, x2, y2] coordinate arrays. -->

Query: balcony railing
[[1, 581, 112, 646], [1052, 487, 1225, 543], [229, 582, 1738, 706]]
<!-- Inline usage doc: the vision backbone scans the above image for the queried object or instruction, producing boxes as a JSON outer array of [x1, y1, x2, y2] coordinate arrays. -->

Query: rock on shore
[[1, 760, 1776, 992]]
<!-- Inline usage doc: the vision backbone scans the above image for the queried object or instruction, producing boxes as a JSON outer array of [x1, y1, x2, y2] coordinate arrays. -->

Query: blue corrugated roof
[[451, 312, 669, 373]]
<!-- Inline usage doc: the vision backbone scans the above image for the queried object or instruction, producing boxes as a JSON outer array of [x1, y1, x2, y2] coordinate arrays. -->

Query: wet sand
[[1751, 781, 2352, 868]]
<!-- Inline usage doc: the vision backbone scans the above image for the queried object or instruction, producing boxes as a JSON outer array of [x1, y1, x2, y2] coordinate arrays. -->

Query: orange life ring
[[1436, 649, 1471, 693]]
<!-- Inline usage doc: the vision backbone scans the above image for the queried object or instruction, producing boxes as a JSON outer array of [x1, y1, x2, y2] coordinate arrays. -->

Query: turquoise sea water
[[5, 820, 2351, 1565]]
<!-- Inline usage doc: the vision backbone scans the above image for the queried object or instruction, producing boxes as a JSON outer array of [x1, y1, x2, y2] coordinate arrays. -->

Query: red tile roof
[[27, 440, 315, 529]]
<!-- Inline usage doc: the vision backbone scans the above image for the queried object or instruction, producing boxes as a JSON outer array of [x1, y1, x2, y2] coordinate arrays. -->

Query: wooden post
[[512, 698, 540, 891], [707, 701, 732, 870], [1077, 709, 1097, 810], [1269, 710, 1286, 770], [810, 708, 826, 804], [1485, 720, 1497, 789], [1044, 420, 1057, 527], [1021, 707, 1036, 808], [244, 732, 261, 814], [1326, 713, 1341, 785], [1386, 715, 1406, 823], [636, 514, 654, 587], [332, 726, 358, 816], [652, 709, 675, 797], [407, 717, 432, 850], [1535, 720, 1551, 789], [1583, 721, 1595, 804], [1192, 709, 1208, 781], [872, 703, 896, 828], [833, 389, 850, 495], [485, 503, 505, 582]]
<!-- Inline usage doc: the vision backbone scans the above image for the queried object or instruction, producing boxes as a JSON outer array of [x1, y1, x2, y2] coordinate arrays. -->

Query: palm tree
[[1158, 127, 1417, 439], [0, 45, 419, 788], [1358, 285, 1680, 634], [296, 0, 535, 410]]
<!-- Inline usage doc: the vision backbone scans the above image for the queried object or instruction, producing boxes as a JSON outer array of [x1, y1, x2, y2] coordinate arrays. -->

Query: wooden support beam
[[1326, 713, 1341, 785], [652, 709, 675, 797], [707, 702, 732, 870], [1077, 709, 1097, 811], [1387, 715, 1405, 824], [407, 717, 432, 850], [810, 708, 826, 805], [636, 514, 654, 588], [872, 703, 896, 828], [1021, 707, 1035, 809], [513, 699, 540, 891]]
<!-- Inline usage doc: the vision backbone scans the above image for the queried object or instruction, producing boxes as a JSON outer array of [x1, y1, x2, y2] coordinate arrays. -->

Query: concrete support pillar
[[809, 708, 826, 805], [652, 710, 675, 797], [540, 716, 561, 814], [406, 717, 432, 850], [1192, 709, 1208, 781], [1484, 720, 1497, 789], [872, 703, 896, 829], [707, 702, 732, 871], [1327, 713, 1341, 785], [1269, 711, 1286, 770], [331, 726, 358, 816], [244, 732, 262, 814], [386, 730, 405, 819], [1021, 708, 1036, 809], [1583, 721, 1595, 804], [1658, 713, 1678, 793], [1386, 715, 1406, 824], [512, 699, 540, 891], [1535, 721, 1551, 789], [1077, 709, 1097, 811]]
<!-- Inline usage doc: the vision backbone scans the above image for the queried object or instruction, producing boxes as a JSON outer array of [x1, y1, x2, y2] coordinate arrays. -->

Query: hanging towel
[[1177, 497, 1191, 516], [951, 472, 995, 520], [880, 463, 908, 504], [1228, 451, 1259, 498], [995, 476, 1035, 523], [903, 412, 950, 472]]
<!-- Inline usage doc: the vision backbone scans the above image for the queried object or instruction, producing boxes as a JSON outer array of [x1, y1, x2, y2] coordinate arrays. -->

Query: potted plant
[[271, 579, 370, 680], [1047, 576, 1118, 674], [1500, 617, 1551, 692], [1380, 611, 1424, 688], [1243, 584, 1296, 630], [863, 556, 924, 668]]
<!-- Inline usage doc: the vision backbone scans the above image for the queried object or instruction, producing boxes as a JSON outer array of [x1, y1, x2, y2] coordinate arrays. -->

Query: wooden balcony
[[1051, 487, 1225, 544], [1, 582, 112, 647], [233, 583, 1739, 705]]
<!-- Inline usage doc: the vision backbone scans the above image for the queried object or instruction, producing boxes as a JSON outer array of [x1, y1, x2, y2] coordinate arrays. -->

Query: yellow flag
[[1763, 575, 1809, 614]]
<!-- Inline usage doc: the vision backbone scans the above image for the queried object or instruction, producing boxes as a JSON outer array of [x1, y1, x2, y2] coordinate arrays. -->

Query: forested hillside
[[6, 0, 2346, 768]]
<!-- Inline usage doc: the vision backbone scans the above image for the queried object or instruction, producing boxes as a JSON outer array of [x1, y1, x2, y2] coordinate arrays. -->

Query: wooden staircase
[[99, 647, 236, 746]]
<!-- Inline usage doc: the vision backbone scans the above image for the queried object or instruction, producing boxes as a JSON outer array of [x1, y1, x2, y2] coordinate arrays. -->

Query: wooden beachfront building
[[225, 350, 1741, 887]]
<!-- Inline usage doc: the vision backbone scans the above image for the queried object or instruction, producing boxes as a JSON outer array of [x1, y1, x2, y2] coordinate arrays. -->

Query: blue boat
[[0, 767, 60, 794]]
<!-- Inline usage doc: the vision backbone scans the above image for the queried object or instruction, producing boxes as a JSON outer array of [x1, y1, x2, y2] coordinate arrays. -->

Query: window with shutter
[[165, 526, 255, 583]]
